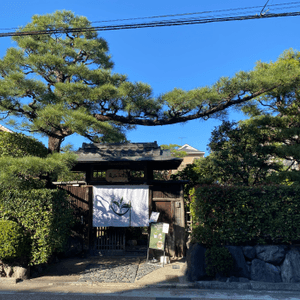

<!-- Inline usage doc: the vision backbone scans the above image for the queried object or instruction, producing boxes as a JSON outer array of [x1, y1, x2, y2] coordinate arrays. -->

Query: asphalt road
[[2, 289, 300, 300]]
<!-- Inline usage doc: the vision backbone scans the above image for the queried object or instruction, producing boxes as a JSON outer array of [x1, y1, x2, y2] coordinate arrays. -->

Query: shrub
[[191, 185, 300, 246], [0, 220, 29, 263], [0, 189, 74, 265], [205, 245, 233, 277], [0, 132, 47, 158], [0, 132, 76, 266]]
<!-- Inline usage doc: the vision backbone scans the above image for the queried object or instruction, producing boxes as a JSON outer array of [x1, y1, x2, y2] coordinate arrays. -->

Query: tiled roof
[[179, 144, 205, 155], [75, 141, 182, 163]]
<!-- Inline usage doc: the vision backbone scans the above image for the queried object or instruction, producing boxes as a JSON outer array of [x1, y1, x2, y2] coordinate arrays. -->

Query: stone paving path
[[78, 258, 162, 283]]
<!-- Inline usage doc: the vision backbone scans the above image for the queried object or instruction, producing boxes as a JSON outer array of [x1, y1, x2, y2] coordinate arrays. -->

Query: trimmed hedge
[[0, 132, 47, 158], [0, 189, 74, 265], [0, 220, 29, 263], [191, 185, 300, 246]]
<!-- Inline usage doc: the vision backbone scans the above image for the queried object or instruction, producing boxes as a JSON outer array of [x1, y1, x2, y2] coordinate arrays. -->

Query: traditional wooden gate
[[56, 181, 185, 257]]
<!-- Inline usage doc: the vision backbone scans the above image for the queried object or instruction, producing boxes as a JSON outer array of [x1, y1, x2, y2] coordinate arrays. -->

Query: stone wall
[[0, 260, 29, 280], [186, 243, 300, 283]]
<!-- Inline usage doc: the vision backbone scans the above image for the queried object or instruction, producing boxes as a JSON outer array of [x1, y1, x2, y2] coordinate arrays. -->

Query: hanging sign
[[162, 223, 169, 234], [149, 212, 160, 223], [106, 169, 130, 182], [149, 222, 168, 250]]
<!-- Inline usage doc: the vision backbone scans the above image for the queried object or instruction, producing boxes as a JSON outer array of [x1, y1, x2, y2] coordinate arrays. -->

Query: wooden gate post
[[88, 186, 94, 252]]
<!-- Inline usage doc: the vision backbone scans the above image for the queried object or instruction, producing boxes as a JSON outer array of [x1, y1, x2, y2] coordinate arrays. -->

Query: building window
[[93, 170, 106, 180]]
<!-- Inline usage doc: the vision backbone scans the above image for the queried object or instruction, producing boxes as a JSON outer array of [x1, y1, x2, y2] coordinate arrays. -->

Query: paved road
[[2, 257, 300, 300], [2, 288, 300, 300]]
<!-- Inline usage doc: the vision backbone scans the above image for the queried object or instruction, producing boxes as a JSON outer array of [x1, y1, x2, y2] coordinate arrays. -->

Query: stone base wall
[[0, 260, 29, 280], [186, 243, 300, 283]]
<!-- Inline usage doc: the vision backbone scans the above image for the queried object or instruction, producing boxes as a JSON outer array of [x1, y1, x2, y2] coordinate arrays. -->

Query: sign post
[[147, 222, 169, 266]]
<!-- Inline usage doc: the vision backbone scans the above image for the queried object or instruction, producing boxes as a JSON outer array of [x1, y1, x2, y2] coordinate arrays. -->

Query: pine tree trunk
[[48, 136, 63, 153]]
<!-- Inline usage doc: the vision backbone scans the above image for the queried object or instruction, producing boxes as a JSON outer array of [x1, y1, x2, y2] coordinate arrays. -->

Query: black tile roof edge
[[74, 141, 177, 161]]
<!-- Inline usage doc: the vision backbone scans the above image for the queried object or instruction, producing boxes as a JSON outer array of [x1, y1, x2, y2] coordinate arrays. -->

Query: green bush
[[0, 189, 74, 265], [191, 185, 300, 246], [205, 246, 233, 277], [0, 132, 47, 158], [0, 220, 29, 263]]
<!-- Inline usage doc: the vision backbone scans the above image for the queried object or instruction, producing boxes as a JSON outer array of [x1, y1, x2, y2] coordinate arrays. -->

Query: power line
[[0, 10, 299, 38], [2, 1, 300, 32], [89, 1, 300, 24], [90, 5, 266, 24], [260, 0, 271, 15]]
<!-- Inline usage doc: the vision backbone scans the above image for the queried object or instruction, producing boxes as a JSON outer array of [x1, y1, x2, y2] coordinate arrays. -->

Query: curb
[[194, 281, 300, 291], [73, 280, 300, 292], [3, 278, 300, 292], [148, 283, 195, 289]]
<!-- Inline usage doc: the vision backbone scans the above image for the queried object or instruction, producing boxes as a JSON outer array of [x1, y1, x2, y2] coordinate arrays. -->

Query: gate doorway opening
[[95, 227, 148, 256]]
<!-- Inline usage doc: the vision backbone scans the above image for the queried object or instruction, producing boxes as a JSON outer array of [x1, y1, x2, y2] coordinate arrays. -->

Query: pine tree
[[1, 11, 300, 152]]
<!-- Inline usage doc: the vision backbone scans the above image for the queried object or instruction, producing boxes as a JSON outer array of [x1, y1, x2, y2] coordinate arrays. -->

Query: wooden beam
[[152, 197, 180, 201], [88, 186, 94, 252]]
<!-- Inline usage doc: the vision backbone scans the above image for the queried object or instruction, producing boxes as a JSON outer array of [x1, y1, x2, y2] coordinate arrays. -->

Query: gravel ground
[[78, 258, 162, 283], [135, 262, 161, 281]]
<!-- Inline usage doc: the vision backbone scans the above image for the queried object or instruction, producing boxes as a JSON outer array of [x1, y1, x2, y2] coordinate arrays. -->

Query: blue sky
[[0, 0, 300, 154]]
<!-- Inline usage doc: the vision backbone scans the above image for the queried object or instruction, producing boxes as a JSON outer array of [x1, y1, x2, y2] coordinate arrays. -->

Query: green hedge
[[0, 132, 48, 158], [0, 189, 74, 265], [0, 220, 29, 263], [191, 185, 300, 246]]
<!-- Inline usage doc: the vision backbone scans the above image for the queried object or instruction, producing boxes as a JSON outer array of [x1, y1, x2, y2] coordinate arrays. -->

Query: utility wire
[[260, 0, 271, 15], [89, 1, 300, 24], [0, 9, 299, 38], [1, 1, 300, 32], [91, 5, 267, 23]]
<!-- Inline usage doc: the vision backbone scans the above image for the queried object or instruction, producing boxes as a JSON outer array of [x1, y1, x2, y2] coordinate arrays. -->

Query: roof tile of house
[[75, 141, 182, 163]]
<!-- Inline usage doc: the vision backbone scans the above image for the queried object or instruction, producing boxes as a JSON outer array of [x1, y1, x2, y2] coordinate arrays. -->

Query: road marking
[[0, 292, 17, 294], [157, 298, 191, 300]]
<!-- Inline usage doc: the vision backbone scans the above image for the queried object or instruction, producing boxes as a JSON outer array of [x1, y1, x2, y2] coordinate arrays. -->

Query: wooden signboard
[[149, 222, 169, 251], [106, 169, 130, 182]]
